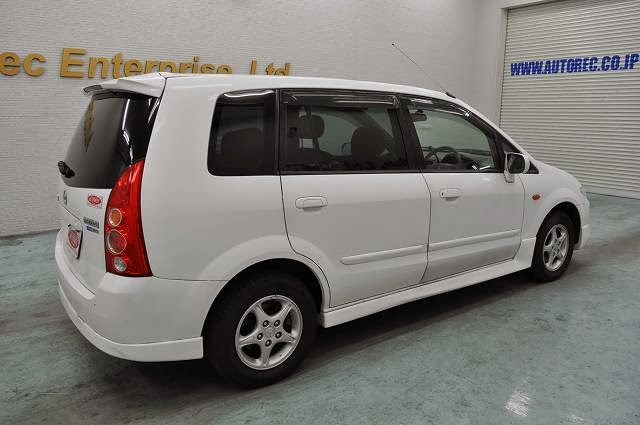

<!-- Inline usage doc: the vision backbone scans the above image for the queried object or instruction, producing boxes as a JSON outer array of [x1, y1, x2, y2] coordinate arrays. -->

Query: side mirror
[[504, 152, 530, 183]]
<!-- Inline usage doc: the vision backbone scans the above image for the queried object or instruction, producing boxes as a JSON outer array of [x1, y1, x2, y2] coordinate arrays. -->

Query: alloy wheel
[[542, 223, 569, 272], [234, 295, 303, 370]]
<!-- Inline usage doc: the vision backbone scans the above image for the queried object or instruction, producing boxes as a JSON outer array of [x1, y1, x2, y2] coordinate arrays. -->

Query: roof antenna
[[391, 42, 456, 98]]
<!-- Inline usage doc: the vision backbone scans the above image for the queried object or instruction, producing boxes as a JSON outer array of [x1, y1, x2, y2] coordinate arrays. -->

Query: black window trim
[[398, 95, 505, 174], [277, 88, 421, 175], [281, 89, 399, 108], [495, 132, 540, 174]]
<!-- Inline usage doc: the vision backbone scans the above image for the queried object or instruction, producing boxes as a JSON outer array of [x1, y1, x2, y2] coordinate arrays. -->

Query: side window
[[282, 93, 409, 172], [208, 90, 276, 175], [315, 109, 359, 156], [407, 100, 499, 172]]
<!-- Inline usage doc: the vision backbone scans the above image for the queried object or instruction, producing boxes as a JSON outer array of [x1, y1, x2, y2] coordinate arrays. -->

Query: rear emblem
[[83, 217, 99, 229], [62, 190, 67, 205], [87, 194, 103, 209], [68, 229, 80, 249]]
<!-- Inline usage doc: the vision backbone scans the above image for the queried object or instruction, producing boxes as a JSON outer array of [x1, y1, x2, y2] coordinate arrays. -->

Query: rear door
[[58, 91, 160, 292], [279, 90, 430, 307]]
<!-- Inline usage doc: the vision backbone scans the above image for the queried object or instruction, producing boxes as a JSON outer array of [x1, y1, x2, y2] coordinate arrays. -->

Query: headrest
[[295, 114, 325, 139], [350, 126, 388, 162], [220, 128, 263, 169]]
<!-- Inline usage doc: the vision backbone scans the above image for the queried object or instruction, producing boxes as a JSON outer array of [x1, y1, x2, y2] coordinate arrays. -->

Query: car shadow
[[308, 271, 536, 368], [37, 271, 544, 425], [100, 250, 600, 410]]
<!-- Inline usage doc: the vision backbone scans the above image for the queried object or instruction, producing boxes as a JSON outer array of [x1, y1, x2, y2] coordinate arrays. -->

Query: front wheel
[[205, 271, 317, 388], [529, 211, 575, 282]]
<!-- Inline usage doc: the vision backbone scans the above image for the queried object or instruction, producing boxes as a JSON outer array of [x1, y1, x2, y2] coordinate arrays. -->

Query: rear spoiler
[[82, 73, 165, 97]]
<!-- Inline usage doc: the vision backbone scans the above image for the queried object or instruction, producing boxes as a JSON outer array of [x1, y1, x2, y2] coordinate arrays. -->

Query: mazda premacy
[[56, 73, 590, 387]]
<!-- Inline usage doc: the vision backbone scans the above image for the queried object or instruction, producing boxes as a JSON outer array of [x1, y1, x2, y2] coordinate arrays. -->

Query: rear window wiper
[[57, 161, 75, 178]]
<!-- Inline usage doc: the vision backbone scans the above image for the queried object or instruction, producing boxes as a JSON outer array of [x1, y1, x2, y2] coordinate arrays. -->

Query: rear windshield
[[61, 93, 160, 188]]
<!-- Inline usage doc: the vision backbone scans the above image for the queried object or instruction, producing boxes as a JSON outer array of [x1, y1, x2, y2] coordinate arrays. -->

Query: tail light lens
[[104, 160, 151, 276], [106, 230, 126, 254]]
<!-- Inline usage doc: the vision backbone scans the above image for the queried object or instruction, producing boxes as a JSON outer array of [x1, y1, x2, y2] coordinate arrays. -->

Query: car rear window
[[61, 93, 160, 188]]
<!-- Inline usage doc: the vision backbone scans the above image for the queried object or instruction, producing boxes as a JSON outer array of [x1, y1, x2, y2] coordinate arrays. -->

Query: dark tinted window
[[62, 93, 159, 188], [282, 94, 408, 172], [208, 90, 276, 176]]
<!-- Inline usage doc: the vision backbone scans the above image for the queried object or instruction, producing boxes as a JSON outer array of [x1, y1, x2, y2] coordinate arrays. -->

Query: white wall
[[1, 0, 490, 236]]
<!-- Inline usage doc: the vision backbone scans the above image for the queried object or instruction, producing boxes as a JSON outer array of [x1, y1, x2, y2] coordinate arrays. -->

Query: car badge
[[87, 194, 103, 209]]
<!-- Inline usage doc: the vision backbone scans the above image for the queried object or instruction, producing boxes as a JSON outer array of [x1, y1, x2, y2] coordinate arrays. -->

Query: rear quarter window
[[208, 90, 277, 176], [62, 93, 159, 188]]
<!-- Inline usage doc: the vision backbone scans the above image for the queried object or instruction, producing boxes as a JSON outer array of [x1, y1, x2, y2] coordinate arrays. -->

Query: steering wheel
[[424, 146, 461, 166]]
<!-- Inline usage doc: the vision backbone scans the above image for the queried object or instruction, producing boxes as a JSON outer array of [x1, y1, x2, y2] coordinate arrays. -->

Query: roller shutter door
[[500, 0, 640, 198]]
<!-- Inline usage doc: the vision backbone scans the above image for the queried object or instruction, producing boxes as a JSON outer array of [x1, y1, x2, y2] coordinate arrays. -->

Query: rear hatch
[[58, 76, 163, 292]]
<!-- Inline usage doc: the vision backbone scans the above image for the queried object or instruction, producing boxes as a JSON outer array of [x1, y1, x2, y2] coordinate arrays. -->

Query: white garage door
[[500, 0, 640, 198]]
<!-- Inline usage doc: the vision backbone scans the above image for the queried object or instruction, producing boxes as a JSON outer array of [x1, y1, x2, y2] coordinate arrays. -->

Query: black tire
[[205, 270, 317, 388], [529, 211, 575, 282]]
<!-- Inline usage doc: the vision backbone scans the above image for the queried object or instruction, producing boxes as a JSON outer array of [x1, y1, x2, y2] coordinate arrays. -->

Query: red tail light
[[104, 160, 151, 276]]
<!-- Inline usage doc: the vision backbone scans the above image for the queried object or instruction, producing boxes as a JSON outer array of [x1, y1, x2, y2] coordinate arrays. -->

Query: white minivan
[[56, 73, 590, 387]]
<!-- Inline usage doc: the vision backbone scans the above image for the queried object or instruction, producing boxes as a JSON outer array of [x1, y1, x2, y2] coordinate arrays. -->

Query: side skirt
[[318, 238, 535, 328]]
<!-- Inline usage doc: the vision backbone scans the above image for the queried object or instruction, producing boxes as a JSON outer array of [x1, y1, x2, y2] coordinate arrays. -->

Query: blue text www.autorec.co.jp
[[510, 52, 639, 76]]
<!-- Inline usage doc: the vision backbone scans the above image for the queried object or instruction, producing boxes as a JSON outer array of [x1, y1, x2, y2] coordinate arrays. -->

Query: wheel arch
[[541, 201, 581, 244], [201, 257, 328, 336]]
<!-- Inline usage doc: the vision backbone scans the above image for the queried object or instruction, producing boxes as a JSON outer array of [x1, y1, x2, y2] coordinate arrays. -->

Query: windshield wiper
[[57, 161, 75, 178]]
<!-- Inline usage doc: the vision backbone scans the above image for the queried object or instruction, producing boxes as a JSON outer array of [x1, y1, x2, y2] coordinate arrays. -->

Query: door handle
[[439, 188, 461, 199], [295, 196, 328, 209]]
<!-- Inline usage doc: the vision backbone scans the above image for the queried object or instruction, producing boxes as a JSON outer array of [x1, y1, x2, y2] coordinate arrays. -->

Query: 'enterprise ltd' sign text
[[0, 48, 291, 79]]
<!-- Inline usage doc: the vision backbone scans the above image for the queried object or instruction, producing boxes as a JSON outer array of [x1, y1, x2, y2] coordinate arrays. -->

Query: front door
[[279, 90, 430, 306], [402, 96, 525, 282]]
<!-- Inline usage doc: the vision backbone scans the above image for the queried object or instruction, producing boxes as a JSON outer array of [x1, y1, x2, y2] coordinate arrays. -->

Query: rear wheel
[[530, 211, 575, 282], [205, 271, 316, 388]]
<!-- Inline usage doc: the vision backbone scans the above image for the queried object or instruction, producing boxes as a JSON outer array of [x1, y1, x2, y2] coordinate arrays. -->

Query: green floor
[[1, 194, 639, 424]]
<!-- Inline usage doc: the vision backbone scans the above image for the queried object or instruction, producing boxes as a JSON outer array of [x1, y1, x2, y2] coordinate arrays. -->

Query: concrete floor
[[1, 194, 639, 424]]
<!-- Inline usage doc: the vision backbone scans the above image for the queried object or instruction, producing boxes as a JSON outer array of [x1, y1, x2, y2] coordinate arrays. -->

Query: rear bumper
[[58, 283, 203, 361], [55, 230, 225, 361]]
